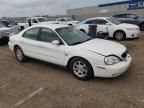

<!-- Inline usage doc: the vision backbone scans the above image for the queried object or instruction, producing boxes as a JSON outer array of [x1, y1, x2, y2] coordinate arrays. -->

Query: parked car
[[9, 24, 132, 80], [112, 14, 144, 31], [76, 17, 140, 40], [26, 17, 56, 26], [17, 19, 29, 31], [0, 20, 19, 44], [56, 17, 79, 26]]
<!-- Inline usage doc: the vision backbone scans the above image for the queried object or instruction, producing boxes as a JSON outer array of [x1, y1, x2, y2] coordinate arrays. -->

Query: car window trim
[[37, 27, 64, 45]]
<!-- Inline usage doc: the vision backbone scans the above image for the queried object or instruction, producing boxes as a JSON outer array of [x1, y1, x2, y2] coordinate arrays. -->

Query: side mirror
[[52, 40, 60, 46], [106, 23, 112, 26], [8, 24, 12, 27]]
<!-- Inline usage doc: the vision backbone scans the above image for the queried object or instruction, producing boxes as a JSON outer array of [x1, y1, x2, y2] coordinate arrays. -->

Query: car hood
[[0, 27, 9, 31], [68, 21, 80, 24], [76, 39, 126, 57], [118, 23, 139, 28]]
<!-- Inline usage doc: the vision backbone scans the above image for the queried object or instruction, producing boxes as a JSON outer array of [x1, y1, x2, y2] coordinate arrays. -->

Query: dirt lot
[[0, 32, 144, 108]]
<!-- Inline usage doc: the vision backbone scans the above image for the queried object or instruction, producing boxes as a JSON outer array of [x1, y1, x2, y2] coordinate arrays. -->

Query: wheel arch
[[113, 29, 126, 37], [66, 56, 94, 76], [14, 45, 21, 51]]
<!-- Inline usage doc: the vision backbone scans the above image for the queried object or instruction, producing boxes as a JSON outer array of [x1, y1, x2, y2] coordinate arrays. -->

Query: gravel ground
[[0, 32, 144, 108]]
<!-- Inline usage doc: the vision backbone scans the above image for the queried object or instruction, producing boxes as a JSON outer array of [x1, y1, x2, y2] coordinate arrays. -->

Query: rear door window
[[23, 28, 40, 40]]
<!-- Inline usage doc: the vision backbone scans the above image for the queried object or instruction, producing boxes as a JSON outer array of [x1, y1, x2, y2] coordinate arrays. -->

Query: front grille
[[0, 30, 10, 37], [121, 51, 128, 59]]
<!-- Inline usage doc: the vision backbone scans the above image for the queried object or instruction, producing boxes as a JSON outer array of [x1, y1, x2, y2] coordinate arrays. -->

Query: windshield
[[56, 27, 92, 45], [0, 23, 5, 27], [107, 17, 121, 25], [66, 17, 73, 21], [37, 18, 48, 22]]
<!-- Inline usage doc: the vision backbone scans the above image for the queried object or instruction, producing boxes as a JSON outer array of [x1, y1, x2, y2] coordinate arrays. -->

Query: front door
[[37, 27, 65, 65]]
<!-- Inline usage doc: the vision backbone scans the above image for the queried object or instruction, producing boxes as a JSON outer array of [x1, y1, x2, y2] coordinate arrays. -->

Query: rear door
[[20, 27, 41, 58]]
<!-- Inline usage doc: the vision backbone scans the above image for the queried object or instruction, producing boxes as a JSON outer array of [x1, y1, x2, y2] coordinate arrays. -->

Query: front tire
[[69, 58, 93, 80], [114, 31, 126, 41], [14, 46, 27, 62]]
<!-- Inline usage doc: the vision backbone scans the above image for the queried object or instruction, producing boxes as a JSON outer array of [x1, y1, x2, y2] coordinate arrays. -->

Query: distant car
[[113, 14, 144, 31], [17, 19, 29, 31], [26, 17, 56, 26], [17, 17, 57, 31], [0, 20, 19, 44], [56, 17, 79, 26], [9, 24, 131, 80], [76, 17, 140, 40]]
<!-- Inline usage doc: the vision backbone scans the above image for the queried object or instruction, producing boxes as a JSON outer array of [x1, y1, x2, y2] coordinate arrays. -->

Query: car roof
[[90, 17, 108, 19], [30, 24, 70, 30]]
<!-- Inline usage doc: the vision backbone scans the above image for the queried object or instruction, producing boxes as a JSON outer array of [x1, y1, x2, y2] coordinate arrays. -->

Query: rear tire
[[14, 46, 27, 62], [69, 58, 93, 80], [114, 30, 126, 41]]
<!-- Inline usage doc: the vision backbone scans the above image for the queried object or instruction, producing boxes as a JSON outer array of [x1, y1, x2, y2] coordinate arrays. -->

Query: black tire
[[139, 23, 144, 31], [69, 57, 93, 80], [14, 46, 27, 62], [80, 29, 86, 33], [114, 30, 126, 41], [68, 24, 73, 26]]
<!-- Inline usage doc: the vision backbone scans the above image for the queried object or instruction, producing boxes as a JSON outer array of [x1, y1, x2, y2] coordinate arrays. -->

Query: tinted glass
[[1, 21, 9, 27], [95, 19, 107, 25], [23, 28, 39, 40], [107, 17, 121, 25], [113, 14, 126, 18], [37, 18, 48, 22], [27, 19, 31, 23], [60, 19, 66, 22], [33, 19, 38, 23], [56, 27, 92, 45], [86, 20, 95, 24], [126, 14, 138, 18], [39, 28, 59, 43]]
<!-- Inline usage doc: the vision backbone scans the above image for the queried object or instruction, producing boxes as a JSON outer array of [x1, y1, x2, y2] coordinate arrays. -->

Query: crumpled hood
[[118, 23, 139, 28], [76, 39, 126, 57]]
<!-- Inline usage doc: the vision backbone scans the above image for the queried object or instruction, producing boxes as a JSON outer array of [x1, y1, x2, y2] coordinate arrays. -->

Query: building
[[67, 0, 144, 20]]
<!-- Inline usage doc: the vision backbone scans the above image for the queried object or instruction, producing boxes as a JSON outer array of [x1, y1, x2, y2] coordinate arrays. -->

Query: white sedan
[[56, 17, 79, 26], [76, 17, 140, 40], [9, 24, 132, 80]]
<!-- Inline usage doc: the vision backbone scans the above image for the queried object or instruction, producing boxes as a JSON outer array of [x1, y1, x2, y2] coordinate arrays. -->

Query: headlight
[[104, 56, 121, 65]]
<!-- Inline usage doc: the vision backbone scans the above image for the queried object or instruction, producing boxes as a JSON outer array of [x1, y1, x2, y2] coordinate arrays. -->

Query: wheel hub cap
[[73, 61, 88, 77]]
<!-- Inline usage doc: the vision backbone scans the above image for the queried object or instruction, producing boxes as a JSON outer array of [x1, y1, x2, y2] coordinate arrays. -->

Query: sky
[[0, 0, 127, 17]]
